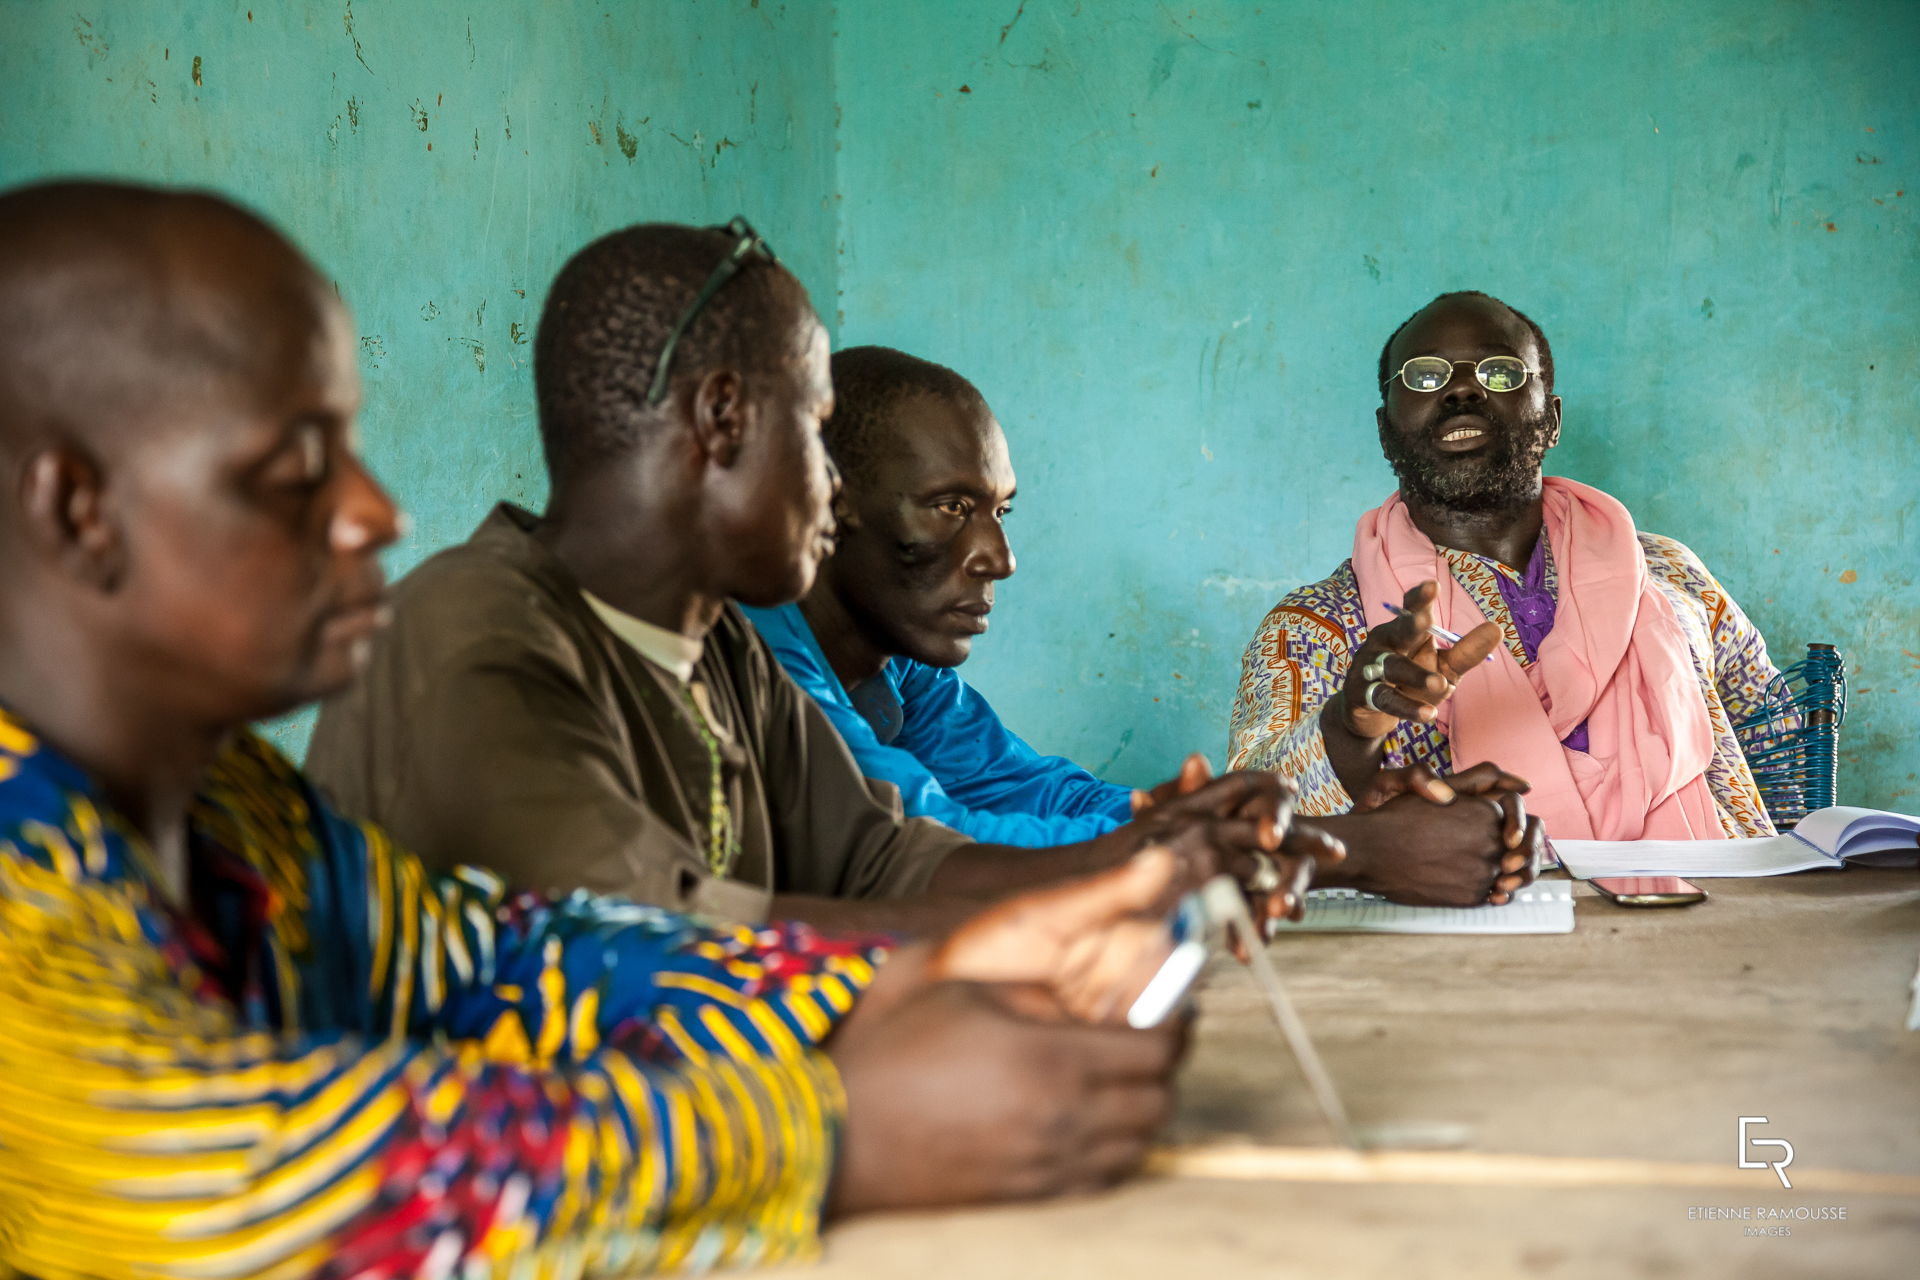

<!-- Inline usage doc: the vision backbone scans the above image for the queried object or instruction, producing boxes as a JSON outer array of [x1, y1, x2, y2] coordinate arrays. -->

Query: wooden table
[[794, 870, 1920, 1279]]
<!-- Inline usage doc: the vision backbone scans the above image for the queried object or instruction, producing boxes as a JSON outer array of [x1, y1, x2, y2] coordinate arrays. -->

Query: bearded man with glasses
[[1229, 291, 1795, 842]]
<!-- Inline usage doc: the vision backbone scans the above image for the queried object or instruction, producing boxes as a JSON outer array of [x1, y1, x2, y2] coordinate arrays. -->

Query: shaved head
[[0, 181, 334, 476], [1378, 290, 1554, 400], [807, 346, 1015, 672], [0, 179, 398, 743], [824, 346, 989, 493]]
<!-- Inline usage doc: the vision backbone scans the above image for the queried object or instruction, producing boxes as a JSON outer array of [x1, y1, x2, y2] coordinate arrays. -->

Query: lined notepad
[[1266, 880, 1575, 935]]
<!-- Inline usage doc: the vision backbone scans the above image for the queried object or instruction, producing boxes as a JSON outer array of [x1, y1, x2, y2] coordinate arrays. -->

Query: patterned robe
[[0, 708, 886, 1279], [1227, 531, 1792, 837]]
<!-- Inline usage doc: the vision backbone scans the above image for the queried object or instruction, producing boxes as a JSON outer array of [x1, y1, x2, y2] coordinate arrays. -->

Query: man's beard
[[1378, 405, 1556, 513]]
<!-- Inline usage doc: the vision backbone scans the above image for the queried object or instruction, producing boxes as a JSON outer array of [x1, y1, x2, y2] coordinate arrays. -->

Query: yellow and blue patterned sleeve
[[0, 719, 888, 1279]]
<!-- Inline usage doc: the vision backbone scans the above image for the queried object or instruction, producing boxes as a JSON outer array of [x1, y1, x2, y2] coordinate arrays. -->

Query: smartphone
[[1590, 876, 1708, 907]]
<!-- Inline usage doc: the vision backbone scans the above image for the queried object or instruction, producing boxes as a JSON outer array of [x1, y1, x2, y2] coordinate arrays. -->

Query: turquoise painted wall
[[0, 0, 838, 751], [833, 0, 1920, 807], [3, 1, 1915, 806]]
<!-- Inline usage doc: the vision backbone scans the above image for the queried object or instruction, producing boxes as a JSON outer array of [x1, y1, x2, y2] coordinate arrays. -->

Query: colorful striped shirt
[[1227, 531, 1792, 838], [0, 707, 887, 1278]]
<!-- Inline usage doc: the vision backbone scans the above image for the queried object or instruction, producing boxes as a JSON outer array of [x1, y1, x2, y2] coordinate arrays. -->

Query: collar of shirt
[[1475, 535, 1556, 654], [744, 602, 908, 743], [581, 590, 705, 683], [1437, 534, 1589, 753]]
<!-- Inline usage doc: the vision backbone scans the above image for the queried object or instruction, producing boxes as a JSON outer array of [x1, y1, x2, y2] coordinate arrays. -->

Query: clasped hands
[[1129, 749, 1545, 912], [1309, 578, 1547, 906]]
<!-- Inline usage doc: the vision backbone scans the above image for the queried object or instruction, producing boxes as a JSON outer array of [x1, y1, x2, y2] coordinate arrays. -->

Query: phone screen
[[1591, 876, 1707, 905]]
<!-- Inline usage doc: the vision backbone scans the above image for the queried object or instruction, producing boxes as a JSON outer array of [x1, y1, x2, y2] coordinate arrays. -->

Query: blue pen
[[1381, 602, 1497, 663]]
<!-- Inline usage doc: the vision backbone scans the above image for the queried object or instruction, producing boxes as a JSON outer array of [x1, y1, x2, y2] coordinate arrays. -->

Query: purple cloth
[[1488, 538, 1591, 753]]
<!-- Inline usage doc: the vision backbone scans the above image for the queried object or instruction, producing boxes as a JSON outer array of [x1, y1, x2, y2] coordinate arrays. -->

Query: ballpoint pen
[[1380, 602, 1498, 663]]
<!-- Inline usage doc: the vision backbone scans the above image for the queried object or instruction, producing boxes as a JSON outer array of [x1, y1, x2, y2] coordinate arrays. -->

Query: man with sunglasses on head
[[309, 219, 1340, 936], [1230, 291, 1794, 842], [0, 180, 1201, 1276]]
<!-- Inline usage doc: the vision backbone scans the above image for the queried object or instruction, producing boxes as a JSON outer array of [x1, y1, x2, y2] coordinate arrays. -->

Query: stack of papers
[[1267, 880, 1574, 935]]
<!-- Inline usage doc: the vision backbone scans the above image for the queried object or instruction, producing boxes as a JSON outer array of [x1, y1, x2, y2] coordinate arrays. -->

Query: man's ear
[[689, 368, 747, 469], [19, 444, 126, 591], [1375, 403, 1390, 435], [1545, 395, 1563, 450]]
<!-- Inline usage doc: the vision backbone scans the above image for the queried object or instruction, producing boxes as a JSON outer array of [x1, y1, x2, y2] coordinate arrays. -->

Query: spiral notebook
[[1265, 879, 1575, 935]]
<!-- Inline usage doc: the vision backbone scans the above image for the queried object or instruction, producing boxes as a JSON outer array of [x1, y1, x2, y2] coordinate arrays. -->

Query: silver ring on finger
[[1247, 850, 1282, 894], [1361, 657, 1388, 684], [1363, 680, 1389, 712]]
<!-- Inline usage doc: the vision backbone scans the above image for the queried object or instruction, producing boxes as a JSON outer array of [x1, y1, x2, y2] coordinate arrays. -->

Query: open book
[[1553, 806, 1920, 879]]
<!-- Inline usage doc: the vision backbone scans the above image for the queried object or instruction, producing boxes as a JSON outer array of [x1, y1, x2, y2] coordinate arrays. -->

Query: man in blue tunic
[[744, 347, 1545, 909], [742, 347, 1135, 847]]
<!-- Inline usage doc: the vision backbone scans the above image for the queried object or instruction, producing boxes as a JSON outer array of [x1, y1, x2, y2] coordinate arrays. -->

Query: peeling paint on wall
[[11, 1, 1907, 799], [1, 0, 841, 756], [834, 0, 1920, 804]]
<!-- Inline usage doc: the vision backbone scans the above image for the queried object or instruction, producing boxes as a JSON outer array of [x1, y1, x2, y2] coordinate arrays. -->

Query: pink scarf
[[1350, 477, 1724, 841]]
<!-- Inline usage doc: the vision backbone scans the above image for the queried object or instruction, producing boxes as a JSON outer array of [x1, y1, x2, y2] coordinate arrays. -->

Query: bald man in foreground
[[0, 179, 1194, 1276]]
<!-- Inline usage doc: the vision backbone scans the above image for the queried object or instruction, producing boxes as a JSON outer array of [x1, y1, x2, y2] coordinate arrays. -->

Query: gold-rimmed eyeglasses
[[1383, 355, 1537, 394]]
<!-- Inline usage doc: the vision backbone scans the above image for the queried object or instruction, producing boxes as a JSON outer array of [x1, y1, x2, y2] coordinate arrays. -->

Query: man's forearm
[[1301, 810, 1378, 891], [767, 838, 1132, 939], [1318, 698, 1389, 803], [768, 891, 992, 939], [923, 838, 1126, 898]]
